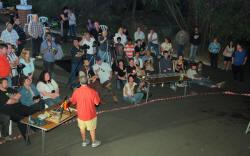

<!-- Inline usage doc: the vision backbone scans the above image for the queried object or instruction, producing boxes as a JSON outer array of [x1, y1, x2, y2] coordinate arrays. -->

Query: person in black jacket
[[189, 27, 201, 62], [13, 17, 26, 56]]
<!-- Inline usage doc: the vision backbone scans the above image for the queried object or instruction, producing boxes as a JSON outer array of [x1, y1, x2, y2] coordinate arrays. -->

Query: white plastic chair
[[39, 16, 48, 24], [99, 25, 108, 31], [24, 14, 34, 33]]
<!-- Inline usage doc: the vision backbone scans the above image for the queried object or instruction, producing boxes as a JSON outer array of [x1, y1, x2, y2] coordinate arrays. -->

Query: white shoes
[[82, 139, 101, 148], [82, 139, 90, 147]]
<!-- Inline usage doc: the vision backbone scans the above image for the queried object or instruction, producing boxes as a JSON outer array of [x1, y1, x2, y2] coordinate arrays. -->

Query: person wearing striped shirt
[[6, 43, 19, 86], [124, 39, 135, 60], [0, 22, 19, 48]]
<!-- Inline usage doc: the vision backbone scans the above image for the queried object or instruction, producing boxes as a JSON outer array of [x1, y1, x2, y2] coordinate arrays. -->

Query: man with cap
[[93, 56, 118, 102]]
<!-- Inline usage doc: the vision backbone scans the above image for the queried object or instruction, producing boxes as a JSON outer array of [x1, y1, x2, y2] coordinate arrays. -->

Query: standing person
[[91, 22, 102, 41], [0, 43, 12, 87], [67, 38, 84, 88], [124, 38, 135, 60], [114, 37, 125, 62], [19, 49, 35, 79], [134, 39, 145, 58], [6, 43, 19, 86], [232, 43, 247, 82], [134, 27, 145, 46], [98, 30, 110, 64], [147, 29, 160, 58], [68, 9, 77, 38], [223, 41, 235, 71], [160, 37, 173, 57], [40, 33, 58, 78], [114, 28, 127, 46], [70, 74, 101, 148], [123, 75, 143, 104], [0, 22, 19, 48], [208, 38, 221, 69], [13, 17, 26, 56], [60, 7, 69, 42], [79, 32, 96, 66], [28, 14, 43, 59], [175, 29, 189, 57], [87, 19, 94, 31], [189, 27, 201, 62]]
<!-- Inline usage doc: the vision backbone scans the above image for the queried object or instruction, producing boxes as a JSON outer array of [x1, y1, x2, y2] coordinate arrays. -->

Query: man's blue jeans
[[86, 54, 95, 66], [98, 49, 111, 65], [177, 44, 185, 57], [116, 79, 126, 90], [189, 44, 198, 62], [69, 24, 76, 37], [148, 42, 160, 56], [44, 97, 63, 107], [68, 62, 82, 87], [123, 93, 144, 103]]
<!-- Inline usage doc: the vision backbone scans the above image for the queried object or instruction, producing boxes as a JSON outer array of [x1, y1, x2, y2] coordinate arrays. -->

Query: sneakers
[[82, 139, 90, 147], [92, 140, 101, 148], [36, 56, 42, 59]]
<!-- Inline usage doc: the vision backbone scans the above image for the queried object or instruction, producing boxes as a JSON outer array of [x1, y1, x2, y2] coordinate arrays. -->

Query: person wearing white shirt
[[93, 57, 118, 102], [113, 27, 127, 46], [134, 27, 145, 43], [147, 29, 160, 58], [36, 71, 62, 107], [68, 9, 76, 37], [133, 51, 143, 69], [123, 75, 143, 104], [79, 32, 96, 66], [160, 37, 173, 56], [0, 22, 19, 48]]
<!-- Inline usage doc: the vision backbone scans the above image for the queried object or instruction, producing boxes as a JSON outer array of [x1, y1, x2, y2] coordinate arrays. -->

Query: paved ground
[[1, 14, 250, 156]]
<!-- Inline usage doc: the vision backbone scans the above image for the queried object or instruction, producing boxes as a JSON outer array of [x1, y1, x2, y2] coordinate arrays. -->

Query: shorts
[[224, 56, 232, 62], [77, 117, 97, 131]]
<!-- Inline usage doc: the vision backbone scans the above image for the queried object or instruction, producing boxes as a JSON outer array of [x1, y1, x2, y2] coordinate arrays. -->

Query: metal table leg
[[146, 83, 150, 102], [25, 124, 30, 145], [42, 130, 46, 156], [184, 81, 187, 96]]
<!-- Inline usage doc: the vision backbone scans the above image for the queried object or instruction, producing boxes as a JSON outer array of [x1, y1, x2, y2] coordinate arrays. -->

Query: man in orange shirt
[[71, 73, 101, 148], [0, 43, 11, 87]]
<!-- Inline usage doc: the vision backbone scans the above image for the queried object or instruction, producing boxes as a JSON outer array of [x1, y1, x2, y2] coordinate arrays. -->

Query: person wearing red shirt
[[0, 43, 11, 87], [124, 38, 135, 60], [71, 74, 101, 148]]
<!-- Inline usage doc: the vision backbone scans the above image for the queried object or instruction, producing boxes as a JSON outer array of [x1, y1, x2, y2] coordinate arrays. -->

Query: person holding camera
[[6, 43, 19, 87], [67, 38, 85, 88], [40, 33, 58, 78], [36, 71, 62, 107], [98, 30, 111, 65], [79, 32, 96, 66], [19, 48, 35, 79], [19, 75, 45, 111]]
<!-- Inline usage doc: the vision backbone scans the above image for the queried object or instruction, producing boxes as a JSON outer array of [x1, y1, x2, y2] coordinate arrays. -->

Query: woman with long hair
[[19, 48, 35, 78], [36, 71, 62, 107], [223, 40, 235, 71]]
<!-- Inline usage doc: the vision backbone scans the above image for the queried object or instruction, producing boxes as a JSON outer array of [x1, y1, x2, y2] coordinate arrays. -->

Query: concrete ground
[[1, 14, 250, 156]]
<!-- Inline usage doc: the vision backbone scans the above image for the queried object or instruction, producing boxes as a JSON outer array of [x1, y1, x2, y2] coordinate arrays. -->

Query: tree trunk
[[132, 0, 137, 18]]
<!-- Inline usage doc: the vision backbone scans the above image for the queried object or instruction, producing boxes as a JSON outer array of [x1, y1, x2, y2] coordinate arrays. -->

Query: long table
[[145, 73, 190, 102], [21, 103, 77, 156]]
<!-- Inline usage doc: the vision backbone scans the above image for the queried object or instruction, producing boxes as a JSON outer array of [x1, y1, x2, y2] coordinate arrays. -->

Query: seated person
[[134, 51, 143, 69], [142, 50, 154, 73], [19, 48, 35, 79], [114, 37, 125, 63], [126, 58, 145, 92], [19, 75, 45, 111], [197, 61, 203, 75], [114, 60, 127, 90], [134, 39, 145, 58], [93, 57, 118, 102], [123, 75, 144, 104], [0, 113, 11, 141], [174, 55, 184, 73], [160, 37, 173, 56], [187, 63, 225, 88], [160, 51, 173, 73], [36, 71, 62, 107], [0, 78, 38, 144], [79, 59, 103, 103]]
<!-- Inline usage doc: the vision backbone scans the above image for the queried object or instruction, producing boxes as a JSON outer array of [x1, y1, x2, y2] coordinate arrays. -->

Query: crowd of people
[[0, 7, 248, 148]]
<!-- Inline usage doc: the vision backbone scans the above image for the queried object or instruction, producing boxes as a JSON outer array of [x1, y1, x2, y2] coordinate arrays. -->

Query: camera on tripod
[[17, 63, 25, 74]]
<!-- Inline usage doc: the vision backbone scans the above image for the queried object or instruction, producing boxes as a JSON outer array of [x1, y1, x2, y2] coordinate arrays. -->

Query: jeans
[[62, 27, 69, 42], [69, 24, 76, 37], [68, 62, 83, 87], [189, 44, 198, 62], [232, 65, 244, 81], [32, 37, 42, 57], [148, 42, 160, 56], [177, 44, 185, 57], [44, 97, 63, 107], [116, 79, 126, 90], [86, 54, 96, 66], [98, 48, 111, 65], [123, 93, 144, 103], [43, 61, 55, 78], [210, 53, 218, 68]]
